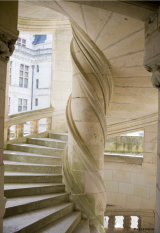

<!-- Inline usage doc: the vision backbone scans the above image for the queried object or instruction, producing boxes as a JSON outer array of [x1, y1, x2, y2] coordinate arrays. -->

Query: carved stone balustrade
[[5, 107, 54, 141]]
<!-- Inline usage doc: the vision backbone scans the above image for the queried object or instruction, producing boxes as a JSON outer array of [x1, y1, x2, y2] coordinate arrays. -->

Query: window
[[36, 79, 39, 89], [9, 61, 12, 85], [16, 37, 26, 47], [8, 97, 10, 114], [18, 98, 27, 112], [37, 65, 39, 72], [35, 98, 38, 106], [19, 64, 29, 88]]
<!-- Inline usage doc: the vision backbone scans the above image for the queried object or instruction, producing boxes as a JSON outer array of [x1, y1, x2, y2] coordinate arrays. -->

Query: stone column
[[144, 6, 160, 233], [63, 21, 113, 233], [0, 2, 18, 231], [50, 28, 72, 132]]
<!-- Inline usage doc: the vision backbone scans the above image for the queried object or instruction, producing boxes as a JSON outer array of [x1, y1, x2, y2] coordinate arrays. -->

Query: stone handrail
[[5, 107, 54, 140]]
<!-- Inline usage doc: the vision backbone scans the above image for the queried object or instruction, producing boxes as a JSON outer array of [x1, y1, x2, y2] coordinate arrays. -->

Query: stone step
[[72, 220, 90, 233], [90, 226, 100, 233], [34, 211, 81, 233], [5, 193, 69, 218], [4, 150, 62, 165], [4, 172, 62, 183], [28, 138, 66, 149], [4, 183, 65, 198], [4, 160, 62, 174], [7, 143, 63, 157], [49, 133, 68, 141], [3, 202, 74, 233]]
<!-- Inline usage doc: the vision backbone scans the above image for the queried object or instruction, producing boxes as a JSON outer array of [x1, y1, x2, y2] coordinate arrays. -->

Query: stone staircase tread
[[4, 183, 63, 190], [34, 211, 81, 233], [31, 138, 67, 143], [5, 193, 68, 208], [90, 226, 100, 233], [4, 160, 61, 167], [52, 133, 68, 135], [11, 143, 63, 150], [72, 220, 90, 233], [4, 171, 62, 176], [3, 202, 74, 233], [4, 150, 61, 158]]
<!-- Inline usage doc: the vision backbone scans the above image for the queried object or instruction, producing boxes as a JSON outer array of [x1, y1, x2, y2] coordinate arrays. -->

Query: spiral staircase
[[3, 132, 100, 233]]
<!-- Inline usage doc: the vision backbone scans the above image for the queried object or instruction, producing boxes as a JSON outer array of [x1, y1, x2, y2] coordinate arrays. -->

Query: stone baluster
[[123, 216, 131, 230], [108, 216, 115, 230], [138, 217, 141, 229], [31, 120, 39, 134], [46, 117, 52, 131], [15, 124, 24, 138], [63, 21, 113, 233], [7, 127, 10, 141]]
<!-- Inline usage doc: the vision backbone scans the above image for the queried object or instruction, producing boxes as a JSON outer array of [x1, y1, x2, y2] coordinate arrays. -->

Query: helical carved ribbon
[[63, 21, 113, 233]]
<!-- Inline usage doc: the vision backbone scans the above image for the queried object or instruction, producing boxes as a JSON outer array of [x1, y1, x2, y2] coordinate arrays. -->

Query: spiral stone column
[[63, 21, 113, 233]]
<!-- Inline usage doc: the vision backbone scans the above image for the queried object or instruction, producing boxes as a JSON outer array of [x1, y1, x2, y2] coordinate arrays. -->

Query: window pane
[[8, 105, 10, 114], [8, 97, 10, 104], [18, 106, 22, 112], [25, 66, 29, 72], [17, 42, 21, 46], [25, 72, 28, 78], [23, 106, 27, 111], [35, 98, 38, 106], [24, 79, 28, 88], [10, 61, 12, 67], [20, 71, 23, 77], [18, 37, 21, 42], [22, 39, 26, 44], [23, 99, 27, 106], [9, 75, 11, 85], [10, 68, 11, 74], [37, 65, 39, 72], [36, 79, 39, 88], [20, 64, 24, 70], [19, 77, 23, 87], [22, 44, 26, 47], [18, 98, 22, 105]]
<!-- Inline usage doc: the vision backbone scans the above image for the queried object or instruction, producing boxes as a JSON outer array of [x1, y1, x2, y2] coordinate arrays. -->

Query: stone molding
[[50, 109, 158, 136], [0, 26, 18, 62], [18, 16, 71, 33]]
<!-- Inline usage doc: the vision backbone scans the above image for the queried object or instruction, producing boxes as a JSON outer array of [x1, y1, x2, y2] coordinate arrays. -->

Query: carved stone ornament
[[151, 69, 160, 89], [0, 33, 17, 62]]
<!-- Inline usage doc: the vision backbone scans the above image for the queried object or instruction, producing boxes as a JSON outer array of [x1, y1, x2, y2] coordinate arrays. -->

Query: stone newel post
[[63, 21, 113, 233], [0, 1, 18, 231], [144, 6, 160, 233]]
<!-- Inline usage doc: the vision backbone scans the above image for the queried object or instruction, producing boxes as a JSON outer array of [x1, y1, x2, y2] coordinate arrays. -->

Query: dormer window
[[16, 37, 26, 47]]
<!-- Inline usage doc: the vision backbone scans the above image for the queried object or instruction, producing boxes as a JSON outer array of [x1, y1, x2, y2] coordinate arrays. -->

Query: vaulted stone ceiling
[[19, 1, 158, 126]]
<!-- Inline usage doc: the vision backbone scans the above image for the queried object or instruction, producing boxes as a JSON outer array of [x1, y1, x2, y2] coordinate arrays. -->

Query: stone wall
[[103, 125, 157, 228]]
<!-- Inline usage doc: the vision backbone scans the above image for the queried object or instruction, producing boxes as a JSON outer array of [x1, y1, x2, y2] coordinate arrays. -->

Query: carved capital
[[0, 26, 18, 62]]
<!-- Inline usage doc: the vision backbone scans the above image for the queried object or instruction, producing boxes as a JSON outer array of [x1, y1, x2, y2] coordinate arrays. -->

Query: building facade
[[9, 34, 52, 115]]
